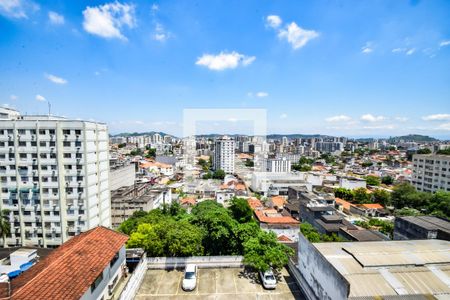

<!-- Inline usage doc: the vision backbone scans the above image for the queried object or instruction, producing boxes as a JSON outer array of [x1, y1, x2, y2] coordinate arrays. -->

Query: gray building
[[297, 236, 450, 299], [394, 216, 450, 241]]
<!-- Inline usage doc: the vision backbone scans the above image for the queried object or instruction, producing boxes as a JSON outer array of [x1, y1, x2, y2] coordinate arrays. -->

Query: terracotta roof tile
[[10, 226, 128, 300], [254, 209, 299, 225]]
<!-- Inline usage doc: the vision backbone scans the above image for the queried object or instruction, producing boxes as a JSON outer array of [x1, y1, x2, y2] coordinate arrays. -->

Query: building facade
[[0, 108, 111, 247], [411, 154, 450, 192], [213, 136, 235, 174], [265, 158, 292, 173]]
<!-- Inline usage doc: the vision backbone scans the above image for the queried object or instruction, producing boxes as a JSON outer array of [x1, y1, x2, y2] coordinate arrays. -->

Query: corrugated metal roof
[[313, 239, 450, 298]]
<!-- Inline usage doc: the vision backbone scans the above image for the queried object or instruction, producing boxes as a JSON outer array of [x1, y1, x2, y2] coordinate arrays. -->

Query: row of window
[[0, 141, 82, 147], [0, 129, 82, 135]]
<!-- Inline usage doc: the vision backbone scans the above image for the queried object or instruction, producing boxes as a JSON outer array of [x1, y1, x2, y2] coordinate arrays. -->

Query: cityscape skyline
[[1, 0, 450, 138]]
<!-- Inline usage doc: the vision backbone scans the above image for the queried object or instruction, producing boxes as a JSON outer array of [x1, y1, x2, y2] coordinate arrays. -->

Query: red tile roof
[[277, 235, 293, 242], [271, 196, 286, 208], [254, 209, 300, 225], [247, 198, 263, 210], [9, 226, 128, 300]]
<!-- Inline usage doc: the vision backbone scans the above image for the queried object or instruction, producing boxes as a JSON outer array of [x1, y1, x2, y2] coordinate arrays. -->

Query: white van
[[182, 264, 198, 291]]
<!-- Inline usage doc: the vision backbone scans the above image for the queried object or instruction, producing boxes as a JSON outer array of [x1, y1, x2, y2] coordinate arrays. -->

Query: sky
[[0, 0, 450, 138]]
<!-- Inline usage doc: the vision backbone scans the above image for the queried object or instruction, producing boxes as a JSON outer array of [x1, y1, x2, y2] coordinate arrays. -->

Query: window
[[30, 129, 36, 135], [0, 142, 4, 147], [63, 129, 71, 135], [40, 141, 46, 147], [75, 130, 81, 135], [40, 153, 47, 159], [39, 129, 46, 135], [49, 129, 55, 135], [18, 141, 26, 147], [19, 153, 27, 159], [75, 141, 81, 147], [64, 153, 71, 158], [8, 141, 14, 146], [18, 129, 26, 134], [63, 141, 71, 147], [91, 272, 104, 292], [49, 141, 56, 147], [49, 153, 56, 159], [110, 251, 120, 267]]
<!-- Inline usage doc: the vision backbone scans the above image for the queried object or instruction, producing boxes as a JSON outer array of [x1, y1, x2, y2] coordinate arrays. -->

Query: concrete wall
[[297, 233, 349, 300], [110, 164, 136, 191], [147, 256, 243, 269]]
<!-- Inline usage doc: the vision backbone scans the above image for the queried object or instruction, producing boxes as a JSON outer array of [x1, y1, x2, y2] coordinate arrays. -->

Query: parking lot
[[135, 267, 304, 299]]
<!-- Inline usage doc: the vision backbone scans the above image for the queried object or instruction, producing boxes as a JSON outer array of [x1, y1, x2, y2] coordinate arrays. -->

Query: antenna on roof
[[48, 101, 51, 118]]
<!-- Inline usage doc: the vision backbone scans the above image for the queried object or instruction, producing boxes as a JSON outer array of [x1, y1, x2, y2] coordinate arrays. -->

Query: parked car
[[182, 264, 198, 291], [259, 269, 277, 289]]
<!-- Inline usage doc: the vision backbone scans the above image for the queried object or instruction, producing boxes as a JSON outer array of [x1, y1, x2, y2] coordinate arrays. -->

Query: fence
[[147, 255, 244, 269]]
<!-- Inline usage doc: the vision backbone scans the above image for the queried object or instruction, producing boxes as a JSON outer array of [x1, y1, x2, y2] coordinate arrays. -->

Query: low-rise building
[[297, 236, 450, 299], [254, 209, 300, 242], [0, 226, 129, 300], [394, 216, 450, 241]]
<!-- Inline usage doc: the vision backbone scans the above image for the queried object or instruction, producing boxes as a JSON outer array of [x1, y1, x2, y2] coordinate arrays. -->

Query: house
[[349, 203, 388, 217], [247, 197, 264, 210], [0, 226, 129, 300], [268, 195, 286, 211], [139, 161, 174, 176], [254, 209, 300, 242]]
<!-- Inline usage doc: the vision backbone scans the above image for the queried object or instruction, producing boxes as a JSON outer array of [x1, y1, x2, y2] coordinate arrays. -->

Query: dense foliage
[[119, 199, 293, 271], [300, 222, 345, 243], [202, 169, 226, 180], [365, 175, 380, 186], [416, 148, 432, 154], [437, 148, 450, 155], [354, 219, 394, 238], [391, 183, 450, 218]]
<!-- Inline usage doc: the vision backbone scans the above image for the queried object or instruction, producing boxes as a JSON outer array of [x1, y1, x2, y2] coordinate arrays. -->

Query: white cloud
[[394, 116, 408, 122], [361, 42, 373, 54], [280, 113, 288, 119], [228, 118, 238, 122], [438, 123, 450, 131], [325, 115, 352, 123], [406, 48, 415, 55], [392, 48, 406, 53], [35, 94, 46, 102], [255, 92, 268, 98], [151, 3, 158, 13], [0, 0, 38, 19], [45, 73, 67, 84], [278, 22, 319, 50], [363, 124, 395, 130], [10, 94, 17, 100], [422, 114, 450, 121], [82, 2, 136, 40], [266, 15, 282, 29], [439, 40, 450, 47], [196, 51, 256, 71], [152, 23, 171, 42], [48, 11, 64, 25], [360, 114, 385, 122]]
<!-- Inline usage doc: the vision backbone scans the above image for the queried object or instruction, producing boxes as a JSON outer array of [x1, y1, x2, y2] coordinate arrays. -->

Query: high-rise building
[[412, 154, 450, 193], [0, 107, 111, 247], [265, 158, 291, 173], [213, 136, 235, 174]]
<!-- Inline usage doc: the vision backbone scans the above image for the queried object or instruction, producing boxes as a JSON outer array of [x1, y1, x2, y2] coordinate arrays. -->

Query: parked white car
[[259, 269, 277, 289], [182, 264, 198, 291]]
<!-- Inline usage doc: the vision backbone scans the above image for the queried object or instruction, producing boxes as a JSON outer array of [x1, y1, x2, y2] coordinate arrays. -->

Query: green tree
[[212, 169, 226, 180], [228, 197, 253, 223], [127, 223, 165, 256], [372, 189, 391, 206], [353, 188, 371, 204], [0, 209, 10, 248], [365, 175, 381, 186], [243, 231, 294, 272], [334, 187, 354, 201], [381, 176, 394, 185], [192, 200, 238, 255], [145, 148, 157, 158], [417, 148, 432, 154], [436, 148, 450, 155], [165, 220, 204, 256]]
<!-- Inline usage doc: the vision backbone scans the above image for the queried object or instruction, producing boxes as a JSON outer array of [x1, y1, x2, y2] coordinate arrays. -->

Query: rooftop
[[398, 216, 450, 233], [313, 239, 450, 298], [5, 226, 128, 300]]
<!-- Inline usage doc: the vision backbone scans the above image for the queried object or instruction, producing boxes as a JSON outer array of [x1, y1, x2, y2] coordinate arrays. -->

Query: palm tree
[[0, 209, 11, 248]]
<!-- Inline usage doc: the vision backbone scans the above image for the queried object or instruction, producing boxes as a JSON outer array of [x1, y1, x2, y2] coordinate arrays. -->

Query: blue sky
[[1, 0, 450, 138]]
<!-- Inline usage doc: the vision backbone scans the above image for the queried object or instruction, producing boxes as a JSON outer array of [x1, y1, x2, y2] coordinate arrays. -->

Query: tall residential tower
[[0, 107, 111, 247], [213, 136, 235, 174]]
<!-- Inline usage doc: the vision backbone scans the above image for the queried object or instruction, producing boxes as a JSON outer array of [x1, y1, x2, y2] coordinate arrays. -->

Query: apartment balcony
[[44, 215, 61, 222]]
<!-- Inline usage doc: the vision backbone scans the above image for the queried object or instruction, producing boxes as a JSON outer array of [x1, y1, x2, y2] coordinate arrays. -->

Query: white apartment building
[[265, 158, 291, 173], [412, 154, 450, 193], [213, 136, 235, 174], [0, 107, 111, 248]]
